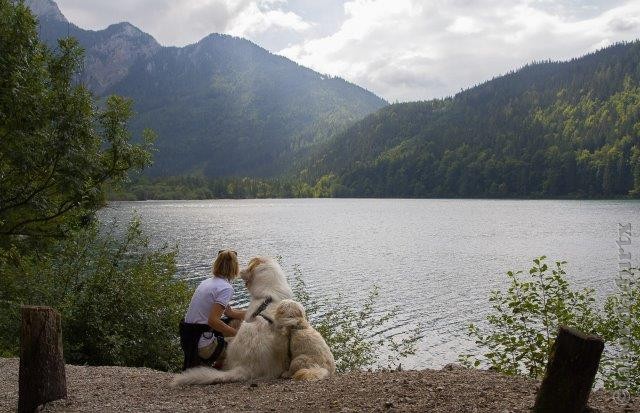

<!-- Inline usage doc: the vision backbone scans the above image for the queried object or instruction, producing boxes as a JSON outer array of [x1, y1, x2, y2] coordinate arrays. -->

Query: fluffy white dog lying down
[[172, 257, 294, 386], [275, 299, 336, 381]]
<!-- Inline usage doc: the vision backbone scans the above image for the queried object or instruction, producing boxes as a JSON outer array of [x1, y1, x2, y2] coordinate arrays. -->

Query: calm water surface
[[99, 199, 640, 369]]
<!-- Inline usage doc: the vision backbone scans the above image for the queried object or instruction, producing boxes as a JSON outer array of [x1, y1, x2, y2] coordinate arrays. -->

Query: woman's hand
[[208, 303, 237, 337], [224, 306, 247, 320]]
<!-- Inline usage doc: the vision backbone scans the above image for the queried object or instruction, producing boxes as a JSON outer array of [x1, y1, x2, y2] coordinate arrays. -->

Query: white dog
[[172, 257, 294, 386], [275, 299, 336, 381]]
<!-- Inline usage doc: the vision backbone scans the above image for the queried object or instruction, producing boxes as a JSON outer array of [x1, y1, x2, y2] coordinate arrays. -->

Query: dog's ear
[[239, 266, 253, 282], [292, 303, 305, 320], [247, 257, 265, 272], [240, 257, 263, 281]]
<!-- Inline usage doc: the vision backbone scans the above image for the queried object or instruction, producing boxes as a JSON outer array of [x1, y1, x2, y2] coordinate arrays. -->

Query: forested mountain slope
[[106, 34, 386, 177], [27, 0, 387, 177], [305, 41, 640, 198]]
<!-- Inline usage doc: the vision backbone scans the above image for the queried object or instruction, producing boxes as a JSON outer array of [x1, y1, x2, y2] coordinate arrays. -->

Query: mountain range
[[27, 0, 387, 178], [26, 0, 640, 198]]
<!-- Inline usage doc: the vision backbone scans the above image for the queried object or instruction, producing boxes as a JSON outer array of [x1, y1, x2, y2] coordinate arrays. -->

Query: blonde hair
[[213, 250, 239, 281]]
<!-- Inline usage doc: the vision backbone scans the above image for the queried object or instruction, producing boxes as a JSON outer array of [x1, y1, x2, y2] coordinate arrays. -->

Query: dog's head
[[240, 257, 265, 283], [239, 257, 293, 299], [274, 299, 307, 333]]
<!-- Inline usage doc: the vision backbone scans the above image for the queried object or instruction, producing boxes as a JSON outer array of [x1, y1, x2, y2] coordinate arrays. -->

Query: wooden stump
[[533, 325, 604, 413], [18, 306, 67, 413]]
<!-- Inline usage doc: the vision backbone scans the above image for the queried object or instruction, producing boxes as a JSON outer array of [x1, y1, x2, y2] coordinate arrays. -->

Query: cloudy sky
[[55, 0, 640, 102]]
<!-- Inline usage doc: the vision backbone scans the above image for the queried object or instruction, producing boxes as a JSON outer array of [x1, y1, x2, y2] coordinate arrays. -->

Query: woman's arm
[[208, 303, 237, 337], [224, 306, 247, 320]]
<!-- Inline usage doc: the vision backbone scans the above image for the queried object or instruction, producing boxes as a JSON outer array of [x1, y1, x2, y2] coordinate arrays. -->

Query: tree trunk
[[18, 306, 67, 413], [533, 325, 604, 413]]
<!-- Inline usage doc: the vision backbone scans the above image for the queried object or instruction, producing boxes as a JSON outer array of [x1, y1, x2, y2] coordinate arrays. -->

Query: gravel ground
[[1, 358, 637, 412]]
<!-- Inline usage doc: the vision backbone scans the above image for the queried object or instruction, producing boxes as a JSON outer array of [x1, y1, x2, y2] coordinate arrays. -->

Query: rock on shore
[[0, 358, 636, 412]]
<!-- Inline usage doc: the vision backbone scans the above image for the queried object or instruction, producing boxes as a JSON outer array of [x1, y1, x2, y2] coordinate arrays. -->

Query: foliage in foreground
[[0, 1, 190, 372], [460, 257, 640, 394], [599, 268, 640, 393], [290, 266, 421, 372], [0, 218, 191, 371]]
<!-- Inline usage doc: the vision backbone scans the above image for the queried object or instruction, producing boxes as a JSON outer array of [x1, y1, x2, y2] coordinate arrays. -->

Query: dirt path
[[0, 358, 636, 412]]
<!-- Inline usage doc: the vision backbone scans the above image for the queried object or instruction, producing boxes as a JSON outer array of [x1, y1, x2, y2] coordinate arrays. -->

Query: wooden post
[[533, 325, 604, 413], [18, 306, 67, 413]]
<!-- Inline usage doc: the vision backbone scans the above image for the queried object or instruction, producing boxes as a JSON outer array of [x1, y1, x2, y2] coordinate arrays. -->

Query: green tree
[[0, 0, 153, 243], [0, 1, 188, 372]]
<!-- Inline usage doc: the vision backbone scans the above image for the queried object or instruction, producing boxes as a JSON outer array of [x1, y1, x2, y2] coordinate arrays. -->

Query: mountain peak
[[106, 22, 145, 36], [24, 0, 67, 23], [29, 0, 387, 179]]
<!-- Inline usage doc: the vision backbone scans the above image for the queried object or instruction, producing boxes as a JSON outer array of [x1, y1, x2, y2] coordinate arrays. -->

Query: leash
[[250, 296, 273, 320], [258, 313, 274, 324]]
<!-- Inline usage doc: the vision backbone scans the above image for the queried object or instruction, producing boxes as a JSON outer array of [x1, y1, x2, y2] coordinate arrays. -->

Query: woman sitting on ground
[[180, 249, 246, 369]]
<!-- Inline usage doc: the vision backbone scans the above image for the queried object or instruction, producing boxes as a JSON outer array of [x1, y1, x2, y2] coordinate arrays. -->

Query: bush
[[460, 256, 640, 394], [599, 268, 640, 393], [289, 265, 421, 372], [459, 257, 599, 378], [0, 217, 191, 371]]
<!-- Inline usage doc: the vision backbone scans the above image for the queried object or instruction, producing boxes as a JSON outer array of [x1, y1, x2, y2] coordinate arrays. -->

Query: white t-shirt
[[184, 276, 234, 348]]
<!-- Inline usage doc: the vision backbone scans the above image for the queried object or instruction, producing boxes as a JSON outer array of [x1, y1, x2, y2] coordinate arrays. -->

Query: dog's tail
[[292, 365, 331, 381], [170, 366, 248, 387]]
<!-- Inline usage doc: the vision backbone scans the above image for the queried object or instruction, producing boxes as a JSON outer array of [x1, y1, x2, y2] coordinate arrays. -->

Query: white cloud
[[54, 0, 640, 101], [279, 0, 640, 102], [225, 3, 312, 38], [56, 0, 312, 46], [447, 17, 482, 35]]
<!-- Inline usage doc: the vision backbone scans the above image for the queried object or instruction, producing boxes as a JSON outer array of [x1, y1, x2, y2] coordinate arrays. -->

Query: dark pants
[[178, 318, 229, 371]]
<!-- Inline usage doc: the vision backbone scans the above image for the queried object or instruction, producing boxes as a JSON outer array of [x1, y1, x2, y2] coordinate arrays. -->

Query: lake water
[[99, 199, 640, 369]]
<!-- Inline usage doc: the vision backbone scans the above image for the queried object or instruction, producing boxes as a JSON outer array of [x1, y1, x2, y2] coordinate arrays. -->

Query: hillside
[[303, 41, 640, 198], [1, 359, 636, 412], [26, 1, 640, 199], [27, 0, 387, 178]]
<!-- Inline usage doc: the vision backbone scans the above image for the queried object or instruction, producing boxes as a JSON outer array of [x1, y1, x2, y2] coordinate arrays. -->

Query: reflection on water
[[99, 198, 640, 368]]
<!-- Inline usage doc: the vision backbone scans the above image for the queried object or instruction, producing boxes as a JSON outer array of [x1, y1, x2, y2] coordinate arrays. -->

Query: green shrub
[[599, 268, 640, 393], [290, 265, 421, 372], [459, 257, 599, 378], [460, 256, 640, 394], [0, 217, 191, 371]]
